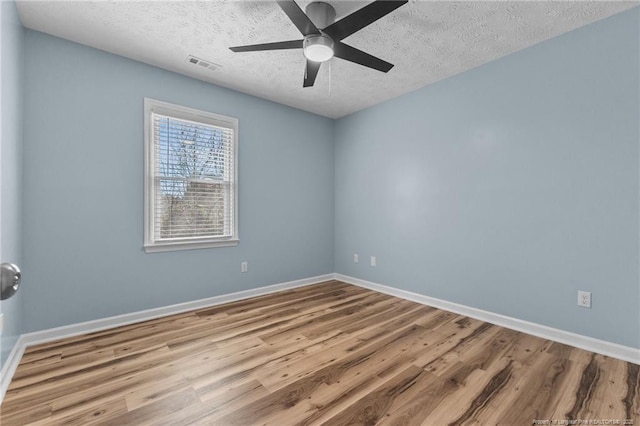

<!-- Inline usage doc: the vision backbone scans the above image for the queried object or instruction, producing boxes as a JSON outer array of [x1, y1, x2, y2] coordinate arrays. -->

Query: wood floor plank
[[0, 400, 53, 425], [22, 312, 198, 357], [474, 352, 572, 424], [623, 362, 640, 421], [103, 387, 201, 426], [256, 328, 437, 425], [575, 355, 629, 420], [418, 363, 507, 424], [256, 323, 428, 392], [374, 372, 452, 425], [26, 396, 128, 426], [2, 281, 637, 426], [318, 365, 433, 426]]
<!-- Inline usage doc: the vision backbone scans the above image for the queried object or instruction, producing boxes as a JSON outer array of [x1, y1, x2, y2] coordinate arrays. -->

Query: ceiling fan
[[229, 0, 408, 87]]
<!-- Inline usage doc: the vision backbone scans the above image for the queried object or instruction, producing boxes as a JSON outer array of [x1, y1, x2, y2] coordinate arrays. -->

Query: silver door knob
[[0, 263, 21, 300]]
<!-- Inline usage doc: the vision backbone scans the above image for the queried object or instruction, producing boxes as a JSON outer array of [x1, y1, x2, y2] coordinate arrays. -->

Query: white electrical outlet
[[370, 256, 376, 267], [578, 291, 591, 308], [353, 254, 359, 263], [241, 261, 248, 273]]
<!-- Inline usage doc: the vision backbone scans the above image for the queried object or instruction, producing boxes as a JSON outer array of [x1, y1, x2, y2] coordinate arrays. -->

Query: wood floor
[[1, 281, 638, 425]]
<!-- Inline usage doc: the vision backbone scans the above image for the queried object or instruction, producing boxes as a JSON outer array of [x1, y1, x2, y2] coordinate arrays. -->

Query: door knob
[[0, 263, 21, 300]]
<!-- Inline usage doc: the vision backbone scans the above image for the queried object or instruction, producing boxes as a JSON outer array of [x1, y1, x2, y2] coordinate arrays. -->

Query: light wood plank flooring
[[1, 280, 638, 425]]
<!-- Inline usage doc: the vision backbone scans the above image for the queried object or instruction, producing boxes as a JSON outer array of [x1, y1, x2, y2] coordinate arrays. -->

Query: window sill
[[144, 239, 239, 253]]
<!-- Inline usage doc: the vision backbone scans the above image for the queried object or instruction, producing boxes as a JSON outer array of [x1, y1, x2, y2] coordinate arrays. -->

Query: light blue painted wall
[[17, 7, 640, 350], [334, 9, 640, 348], [0, 0, 24, 366], [22, 30, 334, 332]]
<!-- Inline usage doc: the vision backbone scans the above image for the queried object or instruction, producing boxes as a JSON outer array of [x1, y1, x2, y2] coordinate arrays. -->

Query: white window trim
[[143, 98, 239, 253]]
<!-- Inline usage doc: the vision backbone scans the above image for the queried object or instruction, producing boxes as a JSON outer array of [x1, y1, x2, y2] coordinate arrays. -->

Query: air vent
[[186, 55, 222, 72]]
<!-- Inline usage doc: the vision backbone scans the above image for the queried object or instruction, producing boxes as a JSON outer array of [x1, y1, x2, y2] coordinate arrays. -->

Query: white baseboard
[[335, 273, 640, 365], [0, 334, 26, 403], [0, 273, 334, 403], [2, 272, 637, 404]]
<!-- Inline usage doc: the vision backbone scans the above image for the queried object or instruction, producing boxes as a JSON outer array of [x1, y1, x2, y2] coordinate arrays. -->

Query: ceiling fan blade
[[276, 1, 320, 36], [229, 39, 303, 52], [333, 42, 393, 72], [303, 60, 321, 87], [323, 0, 408, 41]]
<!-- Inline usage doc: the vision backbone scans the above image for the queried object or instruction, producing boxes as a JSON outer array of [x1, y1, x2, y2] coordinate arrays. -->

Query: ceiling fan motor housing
[[303, 2, 336, 62], [305, 2, 336, 29]]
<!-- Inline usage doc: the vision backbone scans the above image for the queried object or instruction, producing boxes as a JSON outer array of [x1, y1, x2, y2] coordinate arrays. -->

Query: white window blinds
[[144, 99, 238, 252]]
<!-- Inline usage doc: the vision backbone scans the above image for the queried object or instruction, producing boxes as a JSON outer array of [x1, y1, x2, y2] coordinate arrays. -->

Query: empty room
[[0, 0, 638, 424]]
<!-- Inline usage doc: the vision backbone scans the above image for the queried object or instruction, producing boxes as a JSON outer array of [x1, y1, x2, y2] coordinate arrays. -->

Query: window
[[144, 98, 238, 252]]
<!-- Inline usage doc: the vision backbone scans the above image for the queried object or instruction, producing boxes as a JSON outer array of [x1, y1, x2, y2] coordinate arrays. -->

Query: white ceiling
[[16, 1, 638, 119]]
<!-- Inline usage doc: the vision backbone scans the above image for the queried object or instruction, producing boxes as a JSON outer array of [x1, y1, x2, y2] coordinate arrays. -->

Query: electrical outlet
[[353, 254, 359, 263], [578, 291, 591, 308], [241, 261, 248, 273], [370, 256, 376, 267]]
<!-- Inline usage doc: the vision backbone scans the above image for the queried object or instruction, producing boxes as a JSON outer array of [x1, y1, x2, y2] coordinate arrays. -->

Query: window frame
[[143, 98, 239, 253]]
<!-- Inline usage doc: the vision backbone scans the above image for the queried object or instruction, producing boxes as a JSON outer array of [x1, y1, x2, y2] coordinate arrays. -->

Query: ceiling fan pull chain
[[328, 61, 332, 97]]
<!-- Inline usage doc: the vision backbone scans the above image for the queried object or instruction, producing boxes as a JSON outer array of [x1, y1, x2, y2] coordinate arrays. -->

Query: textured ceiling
[[16, 1, 638, 118]]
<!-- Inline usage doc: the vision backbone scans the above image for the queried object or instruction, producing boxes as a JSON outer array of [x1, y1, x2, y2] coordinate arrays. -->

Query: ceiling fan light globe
[[303, 35, 334, 62], [304, 44, 333, 62]]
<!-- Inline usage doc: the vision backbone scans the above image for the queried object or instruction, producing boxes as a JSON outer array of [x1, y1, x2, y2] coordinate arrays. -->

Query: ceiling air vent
[[187, 55, 221, 72]]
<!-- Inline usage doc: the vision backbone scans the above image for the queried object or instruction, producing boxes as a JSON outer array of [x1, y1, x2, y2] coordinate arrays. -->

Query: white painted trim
[[143, 97, 240, 254], [335, 274, 640, 365], [144, 238, 239, 253], [2, 272, 637, 405], [21, 274, 334, 348], [0, 273, 334, 404], [0, 335, 26, 403]]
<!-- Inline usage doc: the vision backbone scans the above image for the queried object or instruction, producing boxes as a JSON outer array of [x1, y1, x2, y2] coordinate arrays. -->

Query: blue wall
[[0, 0, 24, 366], [22, 31, 335, 332], [334, 9, 640, 348], [16, 8, 640, 350]]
